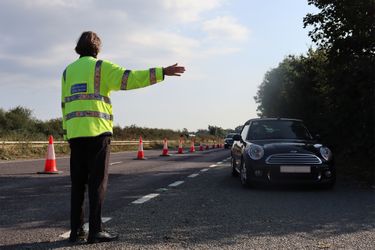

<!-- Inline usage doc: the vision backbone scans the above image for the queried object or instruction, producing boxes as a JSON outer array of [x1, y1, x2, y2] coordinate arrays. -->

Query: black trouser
[[69, 135, 111, 235]]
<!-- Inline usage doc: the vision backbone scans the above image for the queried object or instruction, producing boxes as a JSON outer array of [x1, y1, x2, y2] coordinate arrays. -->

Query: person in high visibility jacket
[[62, 31, 185, 244]]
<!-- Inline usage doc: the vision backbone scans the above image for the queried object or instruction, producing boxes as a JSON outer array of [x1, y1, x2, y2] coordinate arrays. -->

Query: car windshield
[[225, 133, 236, 139], [247, 120, 312, 140]]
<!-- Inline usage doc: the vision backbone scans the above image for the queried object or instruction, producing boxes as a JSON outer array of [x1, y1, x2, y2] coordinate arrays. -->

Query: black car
[[224, 133, 237, 149], [231, 118, 335, 188]]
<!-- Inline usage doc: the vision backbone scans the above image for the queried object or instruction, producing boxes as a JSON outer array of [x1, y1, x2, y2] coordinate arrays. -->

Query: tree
[[304, 0, 375, 158], [254, 49, 330, 136], [234, 125, 243, 133], [304, 0, 375, 58], [255, 0, 375, 182], [0, 108, 6, 135], [5, 106, 33, 131], [43, 118, 64, 139], [208, 125, 225, 138]]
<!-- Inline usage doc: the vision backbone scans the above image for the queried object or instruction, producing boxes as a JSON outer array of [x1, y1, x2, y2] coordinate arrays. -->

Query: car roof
[[244, 117, 303, 125]]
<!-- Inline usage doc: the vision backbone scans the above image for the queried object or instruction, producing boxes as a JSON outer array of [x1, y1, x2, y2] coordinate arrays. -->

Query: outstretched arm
[[163, 63, 186, 77], [104, 61, 186, 92]]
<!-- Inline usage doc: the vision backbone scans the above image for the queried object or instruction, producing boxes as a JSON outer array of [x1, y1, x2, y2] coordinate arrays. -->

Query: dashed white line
[[168, 181, 184, 187], [110, 161, 122, 166], [59, 217, 112, 239], [188, 173, 199, 178], [156, 187, 168, 192], [132, 193, 160, 204], [60, 231, 71, 239], [119, 158, 229, 206]]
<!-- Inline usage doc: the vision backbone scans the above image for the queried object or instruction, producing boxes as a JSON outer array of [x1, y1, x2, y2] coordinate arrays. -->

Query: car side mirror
[[233, 134, 242, 141]]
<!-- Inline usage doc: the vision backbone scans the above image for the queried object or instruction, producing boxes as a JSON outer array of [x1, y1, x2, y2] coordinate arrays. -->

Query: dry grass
[[0, 140, 211, 160]]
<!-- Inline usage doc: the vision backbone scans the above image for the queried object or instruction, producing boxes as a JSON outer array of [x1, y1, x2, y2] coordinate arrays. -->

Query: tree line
[[254, 0, 374, 181], [0, 106, 231, 142], [0, 107, 63, 140]]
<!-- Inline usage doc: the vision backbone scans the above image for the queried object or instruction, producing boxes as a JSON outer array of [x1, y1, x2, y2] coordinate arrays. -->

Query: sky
[[0, 0, 318, 132]]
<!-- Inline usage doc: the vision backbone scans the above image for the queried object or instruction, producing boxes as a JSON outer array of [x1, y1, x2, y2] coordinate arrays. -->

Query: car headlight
[[320, 146, 332, 161], [247, 144, 264, 160]]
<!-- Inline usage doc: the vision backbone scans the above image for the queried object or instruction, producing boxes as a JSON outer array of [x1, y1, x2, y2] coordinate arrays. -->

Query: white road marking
[[132, 193, 160, 204], [59, 217, 112, 239], [110, 161, 122, 166], [60, 231, 71, 239], [168, 181, 184, 187], [155, 188, 168, 192], [209, 164, 217, 168], [200, 168, 209, 172], [188, 173, 199, 178], [217, 161, 223, 164]]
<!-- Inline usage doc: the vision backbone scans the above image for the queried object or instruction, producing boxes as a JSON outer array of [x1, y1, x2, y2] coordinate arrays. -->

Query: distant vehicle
[[231, 118, 335, 188], [224, 133, 237, 149]]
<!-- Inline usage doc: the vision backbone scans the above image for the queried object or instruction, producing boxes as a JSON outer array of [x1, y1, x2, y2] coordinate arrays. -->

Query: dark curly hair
[[75, 31, 101, 58]]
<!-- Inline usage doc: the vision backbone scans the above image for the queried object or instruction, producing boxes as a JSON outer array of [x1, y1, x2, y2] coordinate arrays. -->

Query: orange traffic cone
[[38, 135, 62, 174], [160, 138, 170, 156], [199, 143, 204, 151], [137, 136, 146, 160], [190, 140, 195, 153], [178, 138, 184, 154]]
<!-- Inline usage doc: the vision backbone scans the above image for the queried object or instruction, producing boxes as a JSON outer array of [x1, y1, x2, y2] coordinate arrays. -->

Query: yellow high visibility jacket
[[61, 56, 164, 140]]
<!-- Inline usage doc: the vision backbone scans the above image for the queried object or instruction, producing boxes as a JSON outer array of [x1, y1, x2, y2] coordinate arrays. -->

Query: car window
[[247, 120, 312, 140], [225, 133, 235, 139], [241, 125, 250, 140]]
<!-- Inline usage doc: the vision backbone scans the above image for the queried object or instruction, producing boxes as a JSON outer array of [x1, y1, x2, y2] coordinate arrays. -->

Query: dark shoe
[[69, 227, 87, 243], [87, 230, 119, 244]]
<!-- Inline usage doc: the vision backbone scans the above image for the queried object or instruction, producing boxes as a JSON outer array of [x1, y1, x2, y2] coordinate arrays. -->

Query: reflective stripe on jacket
[[61, 56, 164, 140]]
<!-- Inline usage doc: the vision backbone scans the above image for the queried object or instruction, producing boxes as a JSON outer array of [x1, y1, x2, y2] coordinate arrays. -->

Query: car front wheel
[[231, 157, 238, 177], [321, 177, 336, 190], [240, 161, 251, 187]]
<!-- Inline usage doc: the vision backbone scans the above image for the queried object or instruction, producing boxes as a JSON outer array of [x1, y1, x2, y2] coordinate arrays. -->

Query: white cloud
[[126, 31, 200, 60], [204, 47, 241, 56], [162, 0, 223, 22], [102, 27, 244, 67], [0, 0, 249, 86], [0, 72, 58, 89], [0, 42, 75, 68], [203, 16, 249, 41], [24, 0, 92, 8]]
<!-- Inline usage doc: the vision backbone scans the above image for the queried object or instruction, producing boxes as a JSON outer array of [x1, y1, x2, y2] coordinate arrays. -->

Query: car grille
[[266, 153, 322, 165]]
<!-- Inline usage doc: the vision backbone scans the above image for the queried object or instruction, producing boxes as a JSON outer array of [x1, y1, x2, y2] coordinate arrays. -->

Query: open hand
[[163, 63, 186, 76]]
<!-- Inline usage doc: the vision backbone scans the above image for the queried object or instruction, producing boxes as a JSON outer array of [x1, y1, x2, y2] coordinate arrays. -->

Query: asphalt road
[[0, 148, 374, 249]]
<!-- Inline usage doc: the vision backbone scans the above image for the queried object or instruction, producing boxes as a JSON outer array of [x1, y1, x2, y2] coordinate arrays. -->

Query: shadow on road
[[1, 151, 373, 249], [109, 166, 375, 248], [0, 239, 78, 250]]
